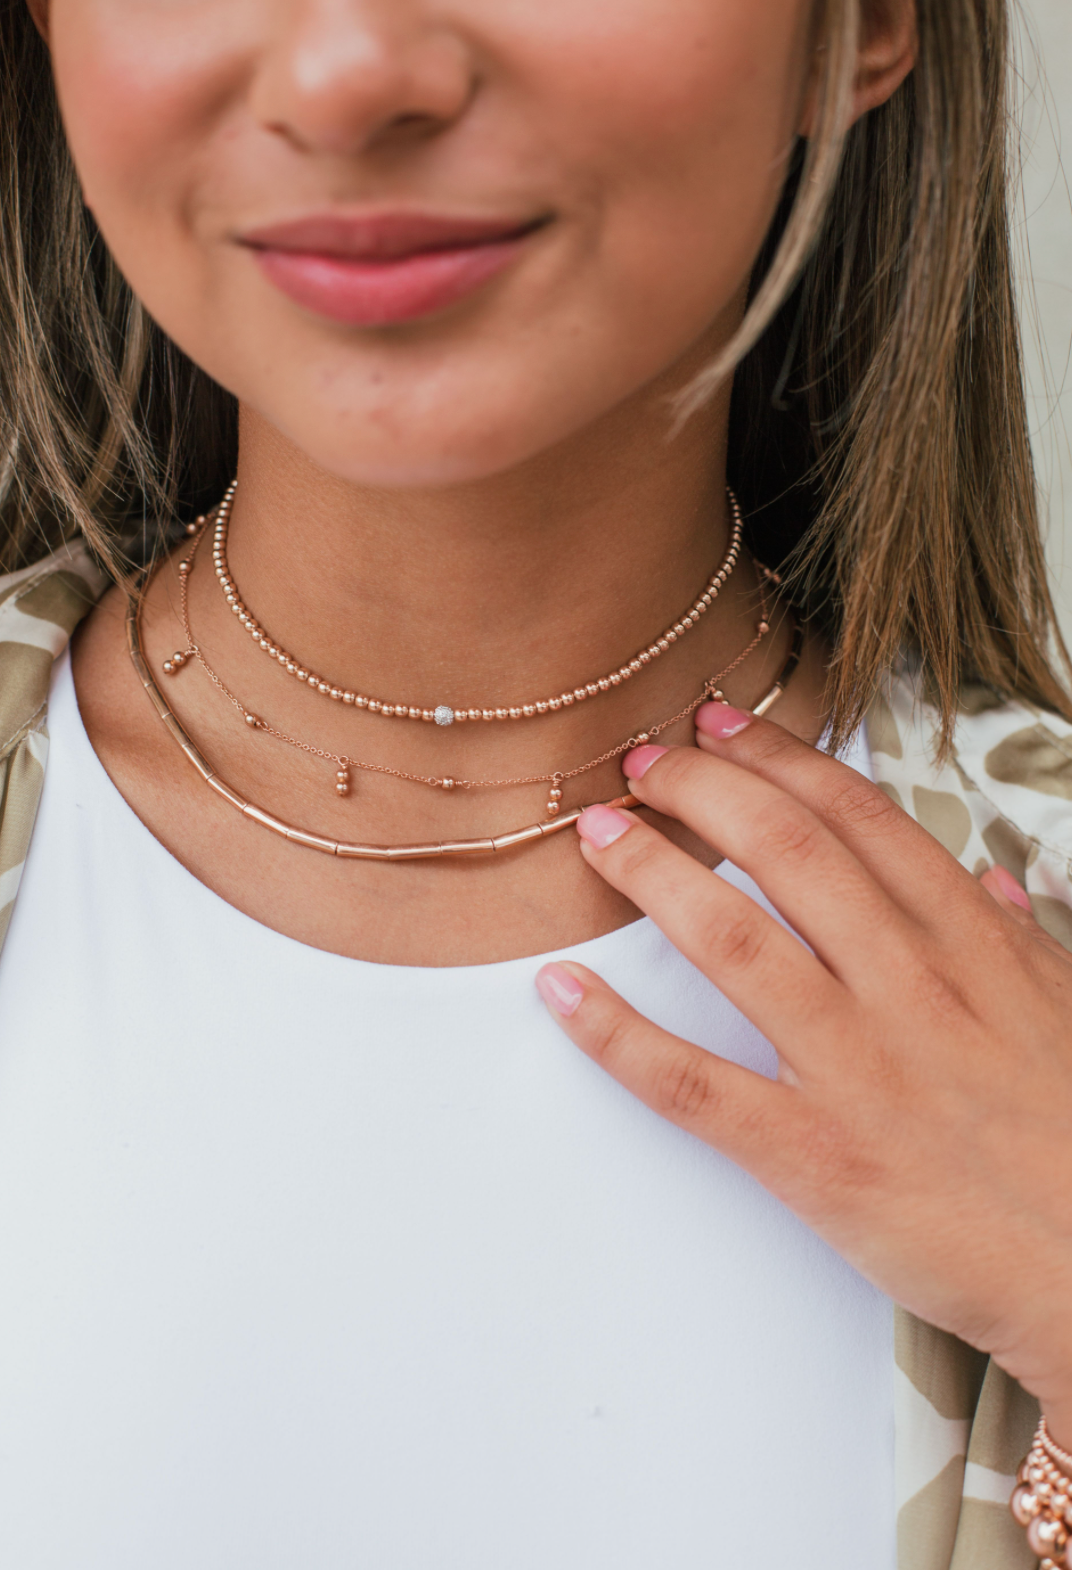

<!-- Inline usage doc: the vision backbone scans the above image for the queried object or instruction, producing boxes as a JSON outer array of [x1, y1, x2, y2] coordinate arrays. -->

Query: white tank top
[[0, 652, 894, 1570]]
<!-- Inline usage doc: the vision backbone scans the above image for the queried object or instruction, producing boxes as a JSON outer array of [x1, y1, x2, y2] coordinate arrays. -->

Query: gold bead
[[381, 705, 395, 717], [330, 688, 343, 701], [408, 707, 420, 720], [496, 708, 509, 721], [336, 783, 349, 797], [522, 705, 536, 718], [636, 732, 650, 744], [536, 702, 549, 714], [509, 707, 522, 719], [598, 680, 610, 692], [336, 770, 349, 782], [178, 560, 191, 574], [483, 709, 495, 721], [343, 692, 356, 704], [546, 801, 561, 818], [441, 778, 455, 791], [356, 696, 369, 708], [574, 688, 588, 702], [1028, 1516, 1066, 1556], [296, 669, 308, 681], [368, 701, 381, 713], [549, 699, 562, 711], [549, 788, 563, 801], [666, 630, 677, 643], [1012, 1487, 1042, 1526], [586, 684, 599, 697], [757, 620, 770, 635], [162, 660, 174, 674], [244, 712, 260, 727]]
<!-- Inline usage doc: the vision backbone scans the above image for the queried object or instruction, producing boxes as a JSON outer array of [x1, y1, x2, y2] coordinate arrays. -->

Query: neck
[[170, 364, 793, 847], [229, 388, 734, 703]]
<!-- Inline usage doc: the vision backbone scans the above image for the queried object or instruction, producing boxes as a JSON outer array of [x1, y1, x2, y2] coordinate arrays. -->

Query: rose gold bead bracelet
[[1011, 1417, 1072, 1567]]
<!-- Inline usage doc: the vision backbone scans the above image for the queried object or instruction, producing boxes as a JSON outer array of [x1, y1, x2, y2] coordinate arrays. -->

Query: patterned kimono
[[2, 542, 1071, 1570]]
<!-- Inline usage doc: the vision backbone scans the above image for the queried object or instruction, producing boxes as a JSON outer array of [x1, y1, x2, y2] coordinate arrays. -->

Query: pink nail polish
[[990, 863, 1033, 912], [622, 744, 669, 781], [536, 963, 584, 1017], [695, 702, 754, 740], [576, 803, 634, 850]]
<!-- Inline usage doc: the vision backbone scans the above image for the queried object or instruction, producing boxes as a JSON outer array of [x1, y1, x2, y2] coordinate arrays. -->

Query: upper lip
[[239, 210, 548, 260]]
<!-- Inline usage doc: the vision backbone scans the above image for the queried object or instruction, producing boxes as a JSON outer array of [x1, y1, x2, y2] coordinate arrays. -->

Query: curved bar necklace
[[130, 568, 802, 864], [197, 480, 746, 727]]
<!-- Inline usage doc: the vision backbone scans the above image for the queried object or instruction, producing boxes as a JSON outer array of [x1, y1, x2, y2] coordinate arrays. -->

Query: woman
[[0, 0, 1070, 1565]]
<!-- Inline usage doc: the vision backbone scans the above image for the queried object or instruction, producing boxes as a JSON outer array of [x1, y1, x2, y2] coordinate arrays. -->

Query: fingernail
[[536, 963, 584, 1018], [576, 804, 634, 850], [696, 702, 754, 739], [622, 744, 669, 781], [990, 863, 1033, 912]]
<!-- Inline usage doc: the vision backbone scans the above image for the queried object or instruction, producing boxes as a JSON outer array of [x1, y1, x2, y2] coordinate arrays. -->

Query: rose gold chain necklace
[[195, 479, 745, 728], [134, 549, 800, 861], [161, 515, 793, 819]]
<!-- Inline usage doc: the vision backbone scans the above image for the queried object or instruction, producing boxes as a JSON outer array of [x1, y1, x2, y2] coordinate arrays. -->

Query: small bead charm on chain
[[545, 773, 565, 819], [162, 649, 194, 675], [336, 762, 351, 798]]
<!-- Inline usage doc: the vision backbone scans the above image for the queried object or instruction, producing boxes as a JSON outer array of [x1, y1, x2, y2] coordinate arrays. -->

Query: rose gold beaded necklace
[[161, 513, 792, 818], [195, 479, 746, 728], [134, 533, 800, 861]]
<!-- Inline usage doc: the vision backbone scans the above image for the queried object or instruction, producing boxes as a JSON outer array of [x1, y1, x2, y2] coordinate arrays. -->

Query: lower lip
[[251, 237, 529, 327]]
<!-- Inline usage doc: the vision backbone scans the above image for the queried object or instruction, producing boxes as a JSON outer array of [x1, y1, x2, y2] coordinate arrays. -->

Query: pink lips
[[241, 211, 543, 327]]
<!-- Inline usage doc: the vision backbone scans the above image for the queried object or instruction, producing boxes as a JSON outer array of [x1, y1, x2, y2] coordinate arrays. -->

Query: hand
[[536, 703, 1072, 1442]]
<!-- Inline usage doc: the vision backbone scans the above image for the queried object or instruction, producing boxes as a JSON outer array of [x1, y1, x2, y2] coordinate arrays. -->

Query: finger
[[690, 702, 980, 924], [980, 865, 1072, 962], [535, 960, 795, 1164], [618, 744, 917, 992], [570, 802, 853, 1058]]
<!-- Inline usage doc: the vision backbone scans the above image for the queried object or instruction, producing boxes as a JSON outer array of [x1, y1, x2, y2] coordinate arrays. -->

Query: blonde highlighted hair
[[0, 0, 1068, 745]]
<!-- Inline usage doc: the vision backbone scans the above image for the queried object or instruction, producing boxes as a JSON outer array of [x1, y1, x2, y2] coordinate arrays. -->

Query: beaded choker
[[196, 479, 746, 727]]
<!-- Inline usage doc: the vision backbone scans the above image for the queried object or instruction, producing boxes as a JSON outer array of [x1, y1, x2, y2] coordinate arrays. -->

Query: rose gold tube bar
[[128, 583, 665, 865]]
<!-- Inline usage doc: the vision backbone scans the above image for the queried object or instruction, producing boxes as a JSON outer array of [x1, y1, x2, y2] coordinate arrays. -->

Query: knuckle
[[749, 797, 823, 866], [653, 1052, 716, 1122], [639, 744, 702, 800], [821, 777, 899, 837], [905, 954, 973, 1029], [611, 828, 666, 881], [797, 1113, 884, 1201], [583, 1000, 640, 1071], [746, 724, 799, 768], [698, 905, 768, 975]]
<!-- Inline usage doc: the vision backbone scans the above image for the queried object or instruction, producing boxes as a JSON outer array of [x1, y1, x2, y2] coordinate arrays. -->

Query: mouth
[[239, 210, 550, 327]]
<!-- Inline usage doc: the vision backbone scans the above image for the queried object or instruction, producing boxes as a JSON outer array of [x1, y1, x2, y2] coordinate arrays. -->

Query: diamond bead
[[434, 705, 455, 727]]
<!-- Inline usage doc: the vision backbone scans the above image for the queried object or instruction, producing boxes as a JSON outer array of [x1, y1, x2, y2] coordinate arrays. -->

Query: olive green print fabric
[[1, 551, 1070, 1570], [0, 544, 109, 949]]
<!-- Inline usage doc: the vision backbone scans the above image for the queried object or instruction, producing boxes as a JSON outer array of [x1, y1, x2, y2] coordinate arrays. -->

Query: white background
[[1017, 0, 1072, 639]]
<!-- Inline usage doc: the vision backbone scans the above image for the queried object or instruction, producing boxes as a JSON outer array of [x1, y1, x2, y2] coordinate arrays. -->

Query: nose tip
[[252, 13, 476, 158]]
